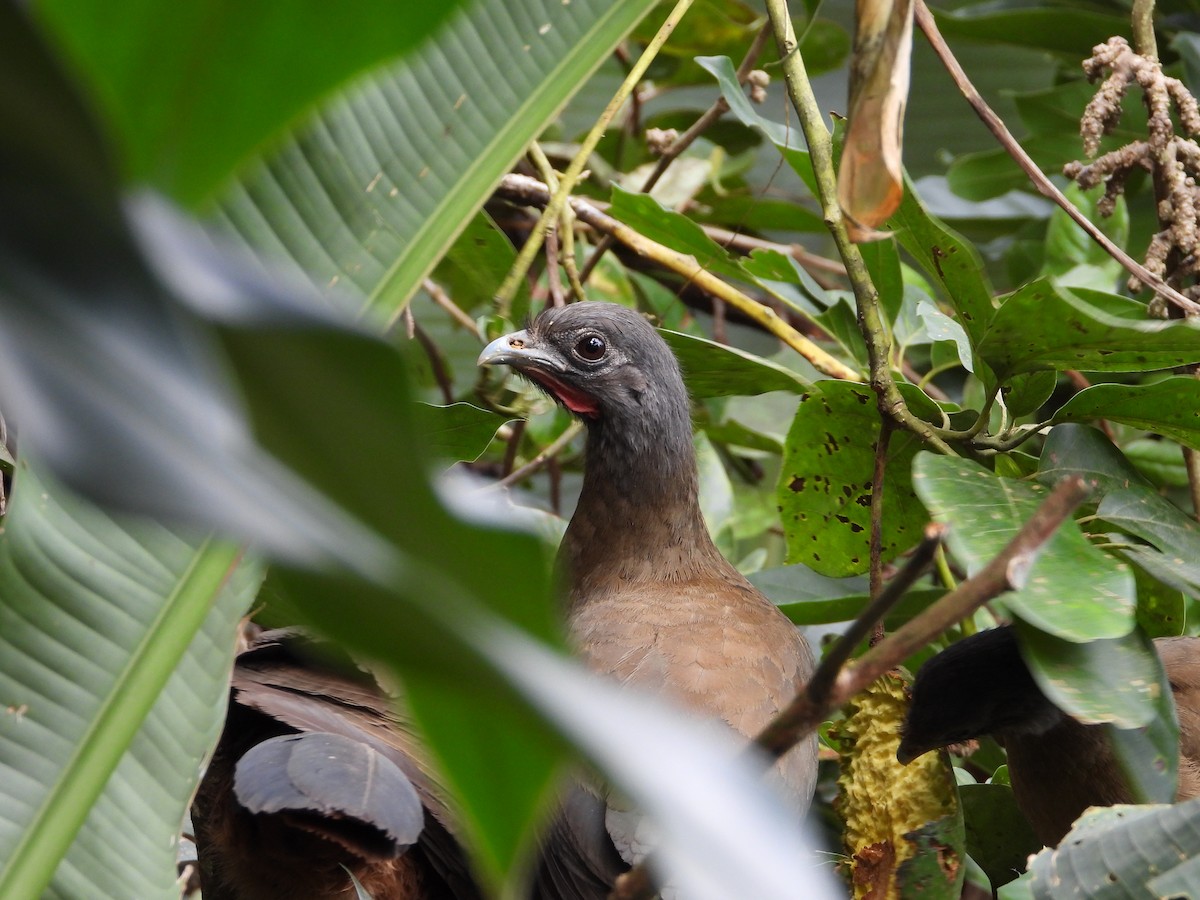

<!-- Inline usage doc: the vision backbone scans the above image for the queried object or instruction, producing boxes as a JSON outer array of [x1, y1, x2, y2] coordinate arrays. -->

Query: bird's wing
[[531, 781, 628, 900], [228, 630, 483, 899]]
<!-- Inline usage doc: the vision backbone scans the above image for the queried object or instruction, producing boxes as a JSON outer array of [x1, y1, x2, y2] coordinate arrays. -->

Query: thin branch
[[764, 0, 957, 455], [489, 421, 583, 490], [495, 0, 696, 315], [496, 174, 861, 380], [423, 278, 483, 340], [806, 523, 945, 705], [915, 0, 1200, 317], [411, 320, 455, 405], [753, 476, 1091, 760], [868, 420, 894, 636], [581, 24, 773, 282], [501, 419, 526, 477]]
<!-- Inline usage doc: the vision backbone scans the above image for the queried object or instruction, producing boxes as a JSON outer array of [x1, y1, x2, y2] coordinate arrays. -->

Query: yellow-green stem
[[764, 0, 955, 456]]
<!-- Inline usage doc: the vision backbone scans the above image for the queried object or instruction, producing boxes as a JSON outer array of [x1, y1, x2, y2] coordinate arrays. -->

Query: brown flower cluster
[[1064, 37, 1200, 305]]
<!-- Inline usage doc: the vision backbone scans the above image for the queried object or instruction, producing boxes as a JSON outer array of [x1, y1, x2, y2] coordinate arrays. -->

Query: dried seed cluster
[[1064, 37, 1200, 305]]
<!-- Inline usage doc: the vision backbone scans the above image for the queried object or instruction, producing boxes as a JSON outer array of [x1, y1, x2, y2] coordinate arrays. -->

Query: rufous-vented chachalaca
[[191, 629, 482, 900], [192, 301, 817, 898], [897, 624, 1200, 846]]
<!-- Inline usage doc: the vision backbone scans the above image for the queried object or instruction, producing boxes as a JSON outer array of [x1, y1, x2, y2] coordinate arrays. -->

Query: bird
[[191, 300, 818, 898], [896, 624, 1200, 847], [190, 628, 483, 900], [479, 301, 818, 894]]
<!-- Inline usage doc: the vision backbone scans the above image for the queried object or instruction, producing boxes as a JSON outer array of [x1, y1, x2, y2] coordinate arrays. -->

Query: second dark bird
[[898, 624, 1200, 846]]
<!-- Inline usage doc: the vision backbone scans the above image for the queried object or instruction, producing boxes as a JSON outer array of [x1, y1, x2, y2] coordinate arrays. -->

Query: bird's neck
[[560, 414, 728, 606]]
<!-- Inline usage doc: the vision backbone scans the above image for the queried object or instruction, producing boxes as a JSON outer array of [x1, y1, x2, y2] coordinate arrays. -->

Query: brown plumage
[[190, 630, 480, 900], [192, 302, 817, 898], [897, 625, 1200, 846]]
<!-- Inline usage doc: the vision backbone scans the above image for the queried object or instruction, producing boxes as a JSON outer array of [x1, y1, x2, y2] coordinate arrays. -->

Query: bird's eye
[[574, 334, 607, 361]]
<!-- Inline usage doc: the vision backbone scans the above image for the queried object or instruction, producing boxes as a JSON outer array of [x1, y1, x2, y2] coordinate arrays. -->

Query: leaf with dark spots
[[778, 380, 930, 576], [976, 282, 1200, 380]]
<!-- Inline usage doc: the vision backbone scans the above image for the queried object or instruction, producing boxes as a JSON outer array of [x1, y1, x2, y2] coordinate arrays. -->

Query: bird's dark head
[[897, 625, 1064, 764], [478, 302, 689, 434]]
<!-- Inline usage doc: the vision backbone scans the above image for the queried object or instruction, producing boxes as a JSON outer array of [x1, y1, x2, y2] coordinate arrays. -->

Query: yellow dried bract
[[833, 670, 963, 900]]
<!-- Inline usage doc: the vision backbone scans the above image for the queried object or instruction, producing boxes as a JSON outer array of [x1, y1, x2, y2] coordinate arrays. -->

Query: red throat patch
[[529, 372, 599, 417]]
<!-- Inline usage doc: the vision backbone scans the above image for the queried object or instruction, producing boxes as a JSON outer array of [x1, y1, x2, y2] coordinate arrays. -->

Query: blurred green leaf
[[934, 5, 1132, 58], [1041, 184, 1128, 289], [1123, 438, 1191, 489], [750, 561, 939, 625], [958, 782, 1040, 890], [913, 453, 1135, 640], [35, 0, 465, 204], [0, 468, 260, 899], [431, 211, 531, 322]]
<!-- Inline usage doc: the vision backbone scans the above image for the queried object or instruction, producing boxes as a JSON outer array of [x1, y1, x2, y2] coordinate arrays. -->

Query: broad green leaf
[[0, 468, 260, 900], [946, 149, 1027, 202], [1037, 425, 1200, 600], [417, 402, 510, 463], [609, 186, 749, 282], [889, 178, 996, 345], [35, 0, 464, 205], [1037, 424, 1152, 495], [661, 329, 809, 398], [1012, 620, 1170, 731], [977, 282, 1200, 379], [912, 453, 1135, 640], [1053, 378, 1200, 451], [1098, 490, 1200, 591], [860, 237, 905, 324], [212, 0, 661, 320], [778, 381, 931, 576], [1133, 560, 1187, 638], [692, 194, 825, 234], [916, 299, 973, 372], [1004, 371, 1058, 419]]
